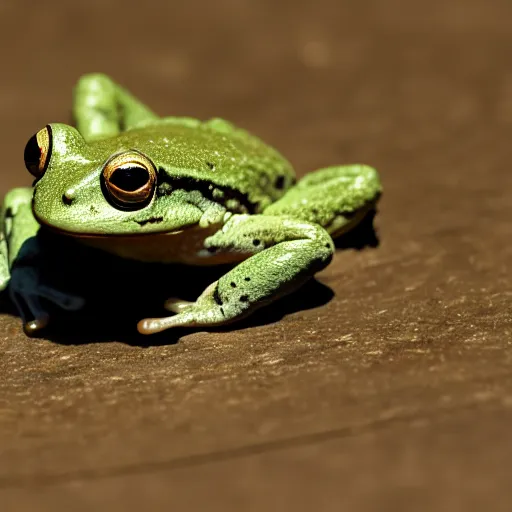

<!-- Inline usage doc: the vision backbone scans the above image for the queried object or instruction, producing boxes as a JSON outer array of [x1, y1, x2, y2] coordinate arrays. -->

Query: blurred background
[[1, 1, 512, 510], [2, 0, 511, 190]]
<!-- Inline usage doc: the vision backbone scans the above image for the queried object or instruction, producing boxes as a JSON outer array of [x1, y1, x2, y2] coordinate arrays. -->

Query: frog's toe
[[137, 313, 194, 334], [10, 291, 50, 335], [9, 267, 85, 335], [138, 309, 220, 334], [23, 313, 50, 335], [163, 297, 195, 313]]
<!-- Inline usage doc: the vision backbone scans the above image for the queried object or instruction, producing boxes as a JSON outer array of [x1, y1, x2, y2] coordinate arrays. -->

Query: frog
[[0, 73, 381, 337]]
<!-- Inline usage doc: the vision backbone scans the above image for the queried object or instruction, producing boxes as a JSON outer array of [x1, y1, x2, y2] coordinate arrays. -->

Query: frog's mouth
[[38, 219, 187, 239], [32, 188, 207, 238], [35, 213, 203, 239]]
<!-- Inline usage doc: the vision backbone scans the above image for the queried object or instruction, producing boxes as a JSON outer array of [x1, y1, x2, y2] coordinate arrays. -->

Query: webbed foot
[[9, 265, 85, 335]]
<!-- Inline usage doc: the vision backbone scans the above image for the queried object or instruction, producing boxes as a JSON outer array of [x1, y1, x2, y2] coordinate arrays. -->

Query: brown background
[[1, 0, 511, 510]]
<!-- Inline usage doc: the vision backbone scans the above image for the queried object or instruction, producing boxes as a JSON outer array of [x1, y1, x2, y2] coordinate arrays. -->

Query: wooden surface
[[1, 0, 511, 510]]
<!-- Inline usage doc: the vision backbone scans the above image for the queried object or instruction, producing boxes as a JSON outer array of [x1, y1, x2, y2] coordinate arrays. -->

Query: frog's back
[[94, 118, 296, 213]]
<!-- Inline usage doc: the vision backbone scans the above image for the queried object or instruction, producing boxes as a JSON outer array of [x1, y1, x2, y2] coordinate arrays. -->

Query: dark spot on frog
[[213, 286, 223, 306], [62, 193, 74, 206], [230, 282, 237, 288], [274, 175, 285, 190], [325, 243, 331, 249], [134, 216, 164, 226], [240, 295, 249, 302], [244, 277, 251, 282], [252, 239, 261, 246], [206, 161, 216, 171]]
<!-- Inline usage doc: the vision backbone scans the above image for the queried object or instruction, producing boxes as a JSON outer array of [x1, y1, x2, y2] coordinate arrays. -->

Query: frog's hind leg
[[73, 73, 159, 141], [137, 165, 382, 334], [137, 215, 334, 334], [264, 164, 382, 238]]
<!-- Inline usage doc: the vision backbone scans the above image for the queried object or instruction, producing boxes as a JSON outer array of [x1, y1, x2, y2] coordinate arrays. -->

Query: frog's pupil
[[110, 165, 149, 191], [24, 134, 41, 174]]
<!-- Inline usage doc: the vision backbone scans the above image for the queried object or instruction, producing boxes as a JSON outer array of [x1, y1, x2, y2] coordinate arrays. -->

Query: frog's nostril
[[62, 190, 75, 205]]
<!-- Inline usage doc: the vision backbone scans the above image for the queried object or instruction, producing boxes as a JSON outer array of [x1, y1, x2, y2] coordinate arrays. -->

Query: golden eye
[[102, 151, 156, 209], [24, 125, 52, 178]]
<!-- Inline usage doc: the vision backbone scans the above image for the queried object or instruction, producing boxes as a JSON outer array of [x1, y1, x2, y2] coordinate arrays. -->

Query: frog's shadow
[[2, 210, 379, 347], [34, 277, 334, 347]]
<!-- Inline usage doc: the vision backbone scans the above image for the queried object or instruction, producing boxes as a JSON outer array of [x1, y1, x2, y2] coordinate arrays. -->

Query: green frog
[[0, 74, 381, 336]]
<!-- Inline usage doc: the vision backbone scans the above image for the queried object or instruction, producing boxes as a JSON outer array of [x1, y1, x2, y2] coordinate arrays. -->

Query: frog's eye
[[102, 151, 157, 209], [24, 125, 52, 179]]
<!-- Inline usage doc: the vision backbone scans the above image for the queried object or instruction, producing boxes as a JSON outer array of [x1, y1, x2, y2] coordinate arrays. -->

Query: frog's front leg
[[137, 215, 334, 334], [1, 188, 85, 334]]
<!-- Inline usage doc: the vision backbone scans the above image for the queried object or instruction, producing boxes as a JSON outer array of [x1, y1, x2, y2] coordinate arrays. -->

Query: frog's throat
[[55, 222, 238, 265]]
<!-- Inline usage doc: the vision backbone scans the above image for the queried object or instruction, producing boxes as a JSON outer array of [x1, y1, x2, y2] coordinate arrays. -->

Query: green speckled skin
[[34, 119, 295, 236], [0, 74, 382, 336]]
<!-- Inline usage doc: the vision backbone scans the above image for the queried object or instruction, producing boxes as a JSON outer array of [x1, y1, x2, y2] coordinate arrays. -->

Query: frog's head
[[23, 124, 203, 236]]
